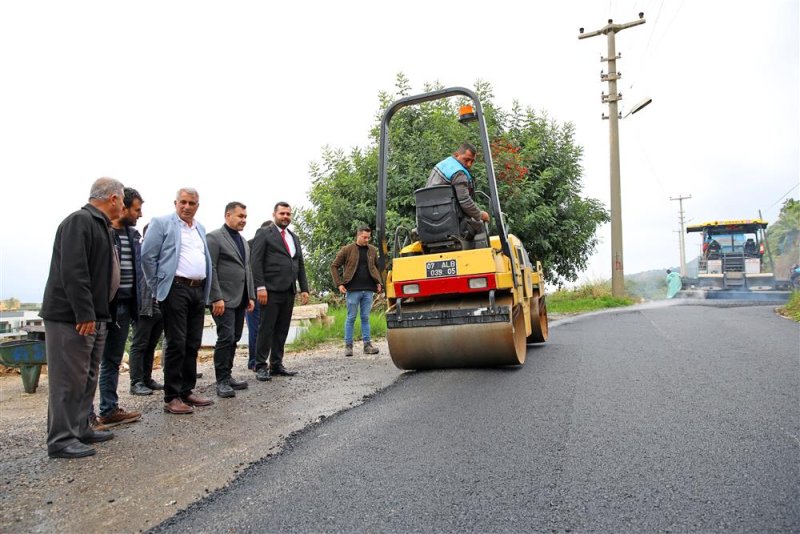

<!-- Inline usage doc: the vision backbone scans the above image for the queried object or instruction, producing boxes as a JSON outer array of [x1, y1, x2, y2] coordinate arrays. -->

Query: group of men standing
[[39, 144, 479, 459], [41, 180, 312, 458]]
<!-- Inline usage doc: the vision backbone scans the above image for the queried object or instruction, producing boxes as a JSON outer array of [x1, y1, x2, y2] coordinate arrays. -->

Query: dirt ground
[[0, 341, 401, 533]]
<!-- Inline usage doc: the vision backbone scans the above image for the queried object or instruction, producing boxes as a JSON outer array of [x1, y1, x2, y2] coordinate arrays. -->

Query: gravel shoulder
[[0, 340, 401, 533]]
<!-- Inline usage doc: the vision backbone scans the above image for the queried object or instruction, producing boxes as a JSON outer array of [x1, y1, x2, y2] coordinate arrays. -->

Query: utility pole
[[670, 194, 691, 276], [579, 13, 646, 298]]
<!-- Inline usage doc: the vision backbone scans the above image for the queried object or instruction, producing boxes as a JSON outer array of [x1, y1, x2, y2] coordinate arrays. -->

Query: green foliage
[[547, 280, 635, 314], [767, 198, 800, 277], [0, 297, 20, 311], [778, 290, 800, 322], [286, 307, 387, 351], [295, 74, 609, 291], [770, 198, 800, 248]]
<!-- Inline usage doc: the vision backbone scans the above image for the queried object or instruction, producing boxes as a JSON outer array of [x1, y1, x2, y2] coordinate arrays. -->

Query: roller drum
[[387, 295, 527, 370]]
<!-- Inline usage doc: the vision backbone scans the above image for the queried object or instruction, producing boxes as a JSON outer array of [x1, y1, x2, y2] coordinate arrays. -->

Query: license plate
[[426, 259, 457, 278]]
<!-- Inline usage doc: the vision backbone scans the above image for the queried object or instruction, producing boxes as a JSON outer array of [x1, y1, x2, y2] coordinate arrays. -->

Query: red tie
[[281, 229, 292, 256]]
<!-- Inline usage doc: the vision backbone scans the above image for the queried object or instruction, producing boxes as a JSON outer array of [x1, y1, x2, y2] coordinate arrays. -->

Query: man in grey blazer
[[141, 188, 214, 415], [206, 202, 256, 398]]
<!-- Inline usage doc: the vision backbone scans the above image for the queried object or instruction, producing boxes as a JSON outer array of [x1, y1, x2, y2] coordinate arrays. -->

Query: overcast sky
[[1, 0, 797, 301]]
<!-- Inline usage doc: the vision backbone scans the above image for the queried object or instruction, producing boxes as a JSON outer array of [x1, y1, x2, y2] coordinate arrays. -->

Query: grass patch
[[778, 290, 800, 322], [287, 306, 386, 351], [548, 279, 636, 314]]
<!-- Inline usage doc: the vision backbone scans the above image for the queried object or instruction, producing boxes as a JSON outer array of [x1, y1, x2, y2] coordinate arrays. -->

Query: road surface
[[155, 303, 800, 532]]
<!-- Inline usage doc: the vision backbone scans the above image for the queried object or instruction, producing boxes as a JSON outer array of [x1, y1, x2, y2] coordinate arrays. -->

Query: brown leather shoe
[[98, 407, 142, 427], [183, 393, 214, 407], [163, 398, 194, 414]]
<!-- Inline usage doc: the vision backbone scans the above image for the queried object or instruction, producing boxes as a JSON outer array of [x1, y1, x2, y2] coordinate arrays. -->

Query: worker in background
[[427, 142, 489, 240], [330, 225, 382, 357], [665, 269, 682, 299], [706, 238, 721, 258]]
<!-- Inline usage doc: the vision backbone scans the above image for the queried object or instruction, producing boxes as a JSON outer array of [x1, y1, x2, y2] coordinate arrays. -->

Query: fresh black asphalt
[[154, 303, 800, 532]]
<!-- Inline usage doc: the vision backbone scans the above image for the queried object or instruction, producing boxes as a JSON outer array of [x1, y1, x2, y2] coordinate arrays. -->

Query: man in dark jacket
[[250, 202, 309, 381], [94, 187, 145, 427], [40, 177, 124, 459], [330, 225, 382, 357]]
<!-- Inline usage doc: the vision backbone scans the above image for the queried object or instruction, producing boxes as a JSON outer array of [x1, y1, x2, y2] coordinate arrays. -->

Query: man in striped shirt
[[93, 187, 145, 429]]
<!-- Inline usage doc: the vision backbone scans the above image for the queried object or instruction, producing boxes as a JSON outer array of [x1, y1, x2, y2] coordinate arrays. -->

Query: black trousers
[[159, 283, 205, 402], [255, 290, 294, 370], [129, 309, 164, 386], [212, 302, 246, 382], [461, 217, 484, 240]]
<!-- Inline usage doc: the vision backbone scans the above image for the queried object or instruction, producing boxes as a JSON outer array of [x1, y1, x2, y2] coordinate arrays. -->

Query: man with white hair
[[40, 177, 124, 459], [141, 188, 214, 415]]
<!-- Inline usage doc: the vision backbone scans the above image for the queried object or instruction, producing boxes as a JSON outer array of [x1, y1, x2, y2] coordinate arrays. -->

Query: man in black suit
[[250, 202, 309, 381], [207, 201, 256, 398]]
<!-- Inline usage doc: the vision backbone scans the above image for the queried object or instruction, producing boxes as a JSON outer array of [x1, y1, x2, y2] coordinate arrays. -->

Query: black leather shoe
[[216, 380, 235, 398], [144, 379, 164, 391], [130, 381, 153, 396], [80, 430, 114, 444], [49, 442, 96, 459], [271, 366, 297, 377], [256, 368, 272, 381], [228, 377, 249, 390]]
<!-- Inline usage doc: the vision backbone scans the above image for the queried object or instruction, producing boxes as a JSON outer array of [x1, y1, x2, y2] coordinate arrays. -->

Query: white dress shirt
[[176, 219, 207, 280]]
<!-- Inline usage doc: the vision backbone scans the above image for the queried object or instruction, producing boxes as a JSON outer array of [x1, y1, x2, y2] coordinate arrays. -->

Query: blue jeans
[[98, 299, 133, 417], [246, 305, 260, 369], [344, 290, 374, 345]]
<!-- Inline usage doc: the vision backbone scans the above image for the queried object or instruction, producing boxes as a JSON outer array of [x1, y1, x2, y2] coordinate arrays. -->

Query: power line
[[768, 183, 799, 210], [627, 0, 686, 94], [642, 0, 665, 57], [657, 0, 688, 45]]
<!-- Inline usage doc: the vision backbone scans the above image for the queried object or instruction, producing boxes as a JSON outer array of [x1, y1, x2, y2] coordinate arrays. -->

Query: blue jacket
[[140, 213, 213, 304], [433, 156, 473, 184], [427, 156, 481, 220]]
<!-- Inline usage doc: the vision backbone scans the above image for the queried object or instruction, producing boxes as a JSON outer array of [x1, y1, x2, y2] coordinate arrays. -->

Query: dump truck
[[680, 218, 792, 300], [376, 87, 548, 370]]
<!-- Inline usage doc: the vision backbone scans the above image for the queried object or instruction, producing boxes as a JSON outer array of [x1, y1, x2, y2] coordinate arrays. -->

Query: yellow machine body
[[385, 234, 548, 370], [376, 87, 549, 371]]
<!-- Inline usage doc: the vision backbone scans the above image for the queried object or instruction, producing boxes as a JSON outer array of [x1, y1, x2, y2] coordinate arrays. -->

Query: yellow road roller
[[376, 87, 548, 370]]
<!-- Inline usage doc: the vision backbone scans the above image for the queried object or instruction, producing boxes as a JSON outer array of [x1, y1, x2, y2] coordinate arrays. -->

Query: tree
[[0, 298, 20, 311], [295, 75, 609, 291], [767, 198, 800, 276]]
